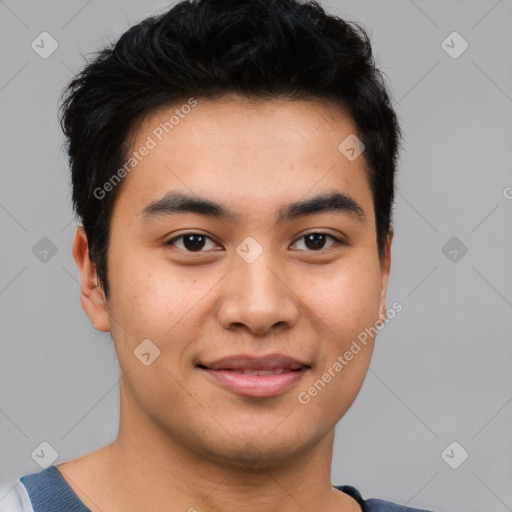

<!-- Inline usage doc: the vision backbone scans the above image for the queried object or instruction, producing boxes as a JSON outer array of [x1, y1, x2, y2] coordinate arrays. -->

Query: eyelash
[[165, 232, 345, 253]]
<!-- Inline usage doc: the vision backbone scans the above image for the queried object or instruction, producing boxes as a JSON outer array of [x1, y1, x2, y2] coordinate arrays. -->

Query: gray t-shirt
[[0, 466, 435, 512]]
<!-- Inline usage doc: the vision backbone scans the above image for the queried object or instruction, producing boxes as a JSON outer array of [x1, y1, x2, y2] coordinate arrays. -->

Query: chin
[[197, 429, 321, 471]]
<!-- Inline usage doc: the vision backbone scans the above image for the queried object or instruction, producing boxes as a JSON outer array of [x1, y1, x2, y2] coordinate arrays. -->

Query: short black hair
[[59, 0, 402, 299]]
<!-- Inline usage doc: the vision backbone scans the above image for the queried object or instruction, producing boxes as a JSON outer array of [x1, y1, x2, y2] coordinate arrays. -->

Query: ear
[[72, 226, 111, 332], [377, 227, 393, 323]]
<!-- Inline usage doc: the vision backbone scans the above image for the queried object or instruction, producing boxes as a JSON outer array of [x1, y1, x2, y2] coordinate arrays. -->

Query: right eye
[[165, 233, 222, 253]]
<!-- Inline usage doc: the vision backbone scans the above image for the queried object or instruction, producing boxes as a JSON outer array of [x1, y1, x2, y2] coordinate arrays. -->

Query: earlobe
[[72, 226, 111, 332]]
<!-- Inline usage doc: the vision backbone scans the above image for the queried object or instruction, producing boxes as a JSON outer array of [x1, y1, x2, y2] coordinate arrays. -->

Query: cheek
[[299, 256, 382, 344], [106, 254, 217, 356], [294, 261, 381, 422]]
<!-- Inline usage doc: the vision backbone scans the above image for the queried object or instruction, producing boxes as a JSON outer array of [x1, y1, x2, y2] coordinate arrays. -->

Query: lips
[[197, 354, 311, 397], [224, 368, 291, 376]]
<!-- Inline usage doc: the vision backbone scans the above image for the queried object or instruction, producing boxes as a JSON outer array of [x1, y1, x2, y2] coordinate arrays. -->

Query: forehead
[[115, 96, 373, 221]]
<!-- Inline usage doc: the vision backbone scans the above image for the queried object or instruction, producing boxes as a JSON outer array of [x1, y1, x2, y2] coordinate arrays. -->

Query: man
[[0, 0, 435, 510]]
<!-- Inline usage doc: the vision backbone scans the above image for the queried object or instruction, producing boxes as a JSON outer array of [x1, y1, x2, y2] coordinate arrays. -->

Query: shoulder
[[365, 498, 434, 512], [0, 479, 33, 512], [336, 485, 435, 512], [1, 465, 90, 512]]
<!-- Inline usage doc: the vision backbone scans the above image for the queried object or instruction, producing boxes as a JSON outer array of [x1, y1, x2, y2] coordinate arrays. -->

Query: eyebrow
[[141, 190, 366, 224]]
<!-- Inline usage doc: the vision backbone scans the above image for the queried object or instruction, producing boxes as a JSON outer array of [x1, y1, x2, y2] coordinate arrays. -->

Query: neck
[[58, 385, 361, 512]]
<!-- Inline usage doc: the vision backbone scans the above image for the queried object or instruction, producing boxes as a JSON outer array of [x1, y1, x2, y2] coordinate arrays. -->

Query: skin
[[61, 95, 393, 512]]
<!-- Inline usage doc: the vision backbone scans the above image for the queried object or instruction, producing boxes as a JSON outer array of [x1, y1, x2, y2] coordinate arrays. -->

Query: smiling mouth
[[196, 355, 311, 397], [196, 364, 307, 376]]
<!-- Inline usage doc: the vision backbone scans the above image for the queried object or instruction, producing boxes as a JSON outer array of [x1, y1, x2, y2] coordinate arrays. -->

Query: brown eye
[[292, 233, 342, 251], [166, 233, 218, 252], [305, 233, 327, 250], [182, 234, 206, 251]]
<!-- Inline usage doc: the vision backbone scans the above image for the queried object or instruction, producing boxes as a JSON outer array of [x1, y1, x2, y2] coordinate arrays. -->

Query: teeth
[[216, 367, 303, 375], [248, 368, 286, 376], [258, 369, 280, 376], [227, 368, 289, 375]]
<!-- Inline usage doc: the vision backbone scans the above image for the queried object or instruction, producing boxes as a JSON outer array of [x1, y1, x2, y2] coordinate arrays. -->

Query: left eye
[[166, 232, 342, 252], [291, 233, 342, 251]]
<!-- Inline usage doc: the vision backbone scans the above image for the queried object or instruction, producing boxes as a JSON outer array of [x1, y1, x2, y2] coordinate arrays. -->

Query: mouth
[[196, 354, 311, 398]]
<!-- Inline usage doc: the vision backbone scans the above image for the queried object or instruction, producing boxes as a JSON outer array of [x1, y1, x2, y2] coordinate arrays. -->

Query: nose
[[216, 250, 300, 336]]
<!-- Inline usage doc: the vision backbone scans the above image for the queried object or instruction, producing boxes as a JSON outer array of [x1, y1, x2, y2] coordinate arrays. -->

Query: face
[[75, 96, 392, 468]]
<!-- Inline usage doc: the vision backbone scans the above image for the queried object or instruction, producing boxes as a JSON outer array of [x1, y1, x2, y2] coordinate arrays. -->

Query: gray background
[[0, 1, 511, 511]]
